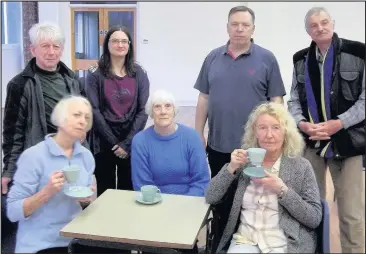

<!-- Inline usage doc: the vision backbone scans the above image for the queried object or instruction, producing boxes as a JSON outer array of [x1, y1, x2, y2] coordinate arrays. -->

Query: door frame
[[70, 7, 137, 71]]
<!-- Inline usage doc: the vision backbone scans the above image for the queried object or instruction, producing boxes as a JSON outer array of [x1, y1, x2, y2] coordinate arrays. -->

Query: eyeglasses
[[109, 39, 130, 45]]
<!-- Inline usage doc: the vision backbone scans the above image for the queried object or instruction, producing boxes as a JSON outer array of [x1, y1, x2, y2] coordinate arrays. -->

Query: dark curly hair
[[98, 26, 136, 78]]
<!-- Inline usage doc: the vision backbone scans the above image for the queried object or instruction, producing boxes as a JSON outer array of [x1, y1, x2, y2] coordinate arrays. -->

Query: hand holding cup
[[227, 149, 249, 174]]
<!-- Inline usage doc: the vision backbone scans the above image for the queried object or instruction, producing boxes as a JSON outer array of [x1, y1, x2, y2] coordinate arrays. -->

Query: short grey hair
[[51, 95, 93, 132], [29, 22, 65, 46], [242, 102, 305, 157], [145, 90, 179, 118], [228, 6, 255, 24], [304, 7, 332, 32]]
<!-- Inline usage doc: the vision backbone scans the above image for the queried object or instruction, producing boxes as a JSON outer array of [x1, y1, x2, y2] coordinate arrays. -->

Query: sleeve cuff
[[294, 116, 306, 127], [7, 199, 28, 222], [337, 114, 351, 129]]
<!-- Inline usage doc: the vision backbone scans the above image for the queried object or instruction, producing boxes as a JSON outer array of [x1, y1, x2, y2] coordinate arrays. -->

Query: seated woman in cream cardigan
[[205, 102, 322, 253]]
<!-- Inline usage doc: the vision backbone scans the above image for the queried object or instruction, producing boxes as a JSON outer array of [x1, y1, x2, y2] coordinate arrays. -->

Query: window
[[1, 1, 22, 45], [70, 1, 136, 4]]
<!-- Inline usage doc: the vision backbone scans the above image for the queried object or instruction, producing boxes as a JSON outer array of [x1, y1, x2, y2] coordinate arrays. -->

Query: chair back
[[317, 199, 331, 253]]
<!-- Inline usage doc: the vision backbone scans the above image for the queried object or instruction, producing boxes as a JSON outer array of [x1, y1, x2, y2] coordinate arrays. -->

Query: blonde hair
[[51, 95, 93, 132], [242, 102, 305, 157]]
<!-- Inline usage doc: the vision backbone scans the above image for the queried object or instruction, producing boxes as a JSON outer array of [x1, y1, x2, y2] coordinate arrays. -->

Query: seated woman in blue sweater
[[131, 90, 210, 196], [7, 96, 120, 254]]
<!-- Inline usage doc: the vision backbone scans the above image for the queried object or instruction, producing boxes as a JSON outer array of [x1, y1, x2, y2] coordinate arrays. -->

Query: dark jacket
[[292, 33, 365, 158], [85, 64, 149, 155], [2, 58, 84, 178], [206, 156, 322, 253]]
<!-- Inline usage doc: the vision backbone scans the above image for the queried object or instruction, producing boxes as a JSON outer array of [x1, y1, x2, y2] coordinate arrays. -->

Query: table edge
[[60, 231, 195, 250]]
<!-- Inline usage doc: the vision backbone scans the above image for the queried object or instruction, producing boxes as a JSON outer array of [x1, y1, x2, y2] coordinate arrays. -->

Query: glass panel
[[74, 11, 99, 60], [6, 2, 22, 44], [108, 11, 134, 40], [1, 3, 5, 44]]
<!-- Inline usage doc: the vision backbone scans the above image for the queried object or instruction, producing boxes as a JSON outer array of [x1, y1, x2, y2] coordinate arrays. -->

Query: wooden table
[[60, 189, 211, 252]]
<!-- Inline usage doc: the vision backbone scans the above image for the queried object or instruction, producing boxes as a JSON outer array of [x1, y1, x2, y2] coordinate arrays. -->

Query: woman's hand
[[74, 185, 96, 205], [43, 171, 65, 197], [251, 170, 287, 195], [112, 145, 128, 159], [227, 149, 249, 174]]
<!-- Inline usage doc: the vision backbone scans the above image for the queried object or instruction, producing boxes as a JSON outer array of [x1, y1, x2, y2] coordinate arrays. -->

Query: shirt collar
[[271, 155, 282, 173], [45, 134, 86, 157], [222, 38, 255, 55]]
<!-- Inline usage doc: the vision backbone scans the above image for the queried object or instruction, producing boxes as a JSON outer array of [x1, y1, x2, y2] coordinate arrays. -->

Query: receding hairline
[[304, 7, 332, 30]]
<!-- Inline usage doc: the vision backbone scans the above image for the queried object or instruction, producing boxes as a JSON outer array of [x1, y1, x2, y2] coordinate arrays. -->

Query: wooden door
[[71, 8, 103, 70], [71, 7, 137, 71]]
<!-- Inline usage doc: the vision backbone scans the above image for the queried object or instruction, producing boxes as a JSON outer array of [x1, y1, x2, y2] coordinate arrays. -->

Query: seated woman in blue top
[[131, 90, 210, 196], [7, 96, 120, 254]]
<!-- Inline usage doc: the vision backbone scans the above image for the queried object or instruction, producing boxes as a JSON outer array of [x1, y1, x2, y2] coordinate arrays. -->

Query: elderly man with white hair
[[131, 90, 210, 197], [2, 22, 85, 194], [288, 6, 365, 253], [2, 22, 85, 253]]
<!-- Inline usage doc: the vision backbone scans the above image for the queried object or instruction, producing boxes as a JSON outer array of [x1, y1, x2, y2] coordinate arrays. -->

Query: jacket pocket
[[340, 71, 360, 101], [297, 74, 305, 84]]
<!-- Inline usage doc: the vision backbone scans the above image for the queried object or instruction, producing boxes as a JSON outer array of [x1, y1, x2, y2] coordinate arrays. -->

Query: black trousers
[[206, 145, 231, 178], [94, 150, 133, 197]]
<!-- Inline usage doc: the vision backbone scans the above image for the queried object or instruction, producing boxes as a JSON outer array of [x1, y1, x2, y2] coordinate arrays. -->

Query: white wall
[[37, 2, 365, 106], [1, 44, 22, 108], [38, 2, 72, 68], [249, 2, 365, 102]]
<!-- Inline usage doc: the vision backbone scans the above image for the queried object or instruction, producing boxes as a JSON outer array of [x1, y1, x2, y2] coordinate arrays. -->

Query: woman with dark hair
[[85, 26, 150, 196]]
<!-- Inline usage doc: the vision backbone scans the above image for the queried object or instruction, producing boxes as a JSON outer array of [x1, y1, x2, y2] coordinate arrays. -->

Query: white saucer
[[63, 186, 93, 198], [135, 194, 162, 205]]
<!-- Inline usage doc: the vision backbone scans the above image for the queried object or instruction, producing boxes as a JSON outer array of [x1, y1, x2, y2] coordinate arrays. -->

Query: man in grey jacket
[[1, 22, 84, 252], [287, 7, 365, 253]]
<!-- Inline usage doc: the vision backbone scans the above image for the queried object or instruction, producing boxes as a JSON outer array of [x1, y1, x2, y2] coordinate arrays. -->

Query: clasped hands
[[112, 145, 128, 159], [299, 119, 343, 141], [227, 149, 285, 195]]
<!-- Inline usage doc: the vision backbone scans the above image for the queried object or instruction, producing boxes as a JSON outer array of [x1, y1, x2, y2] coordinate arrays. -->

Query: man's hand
[[112, 145, 128, 159], [298, 121, 320, 137], [1, 177, 11, 194], [313, 119, 344, 137]]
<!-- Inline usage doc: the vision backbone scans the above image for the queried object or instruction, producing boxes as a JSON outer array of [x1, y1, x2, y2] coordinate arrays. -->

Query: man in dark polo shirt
[[194, 6, 286, 178], [1, 22, 84, 253]]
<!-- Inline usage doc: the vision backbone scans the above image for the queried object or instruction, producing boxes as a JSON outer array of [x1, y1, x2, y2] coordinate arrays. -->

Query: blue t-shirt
[[131, 124, 210, 196]]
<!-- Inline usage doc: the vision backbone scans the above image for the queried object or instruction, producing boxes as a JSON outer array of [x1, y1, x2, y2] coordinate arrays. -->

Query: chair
[[317, 199, 331, 254], [207, 199, 331, 254]]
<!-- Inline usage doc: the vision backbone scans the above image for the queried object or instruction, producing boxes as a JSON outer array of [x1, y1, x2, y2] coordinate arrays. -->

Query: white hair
[[304, 7, 332, 32], [145, 89, 179, 118], [29, 22, 65, 46], [51, 95, 93, 132]]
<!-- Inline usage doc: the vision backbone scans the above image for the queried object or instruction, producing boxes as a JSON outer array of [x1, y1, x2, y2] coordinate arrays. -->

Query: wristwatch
[[278, 185, 287, 199]]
